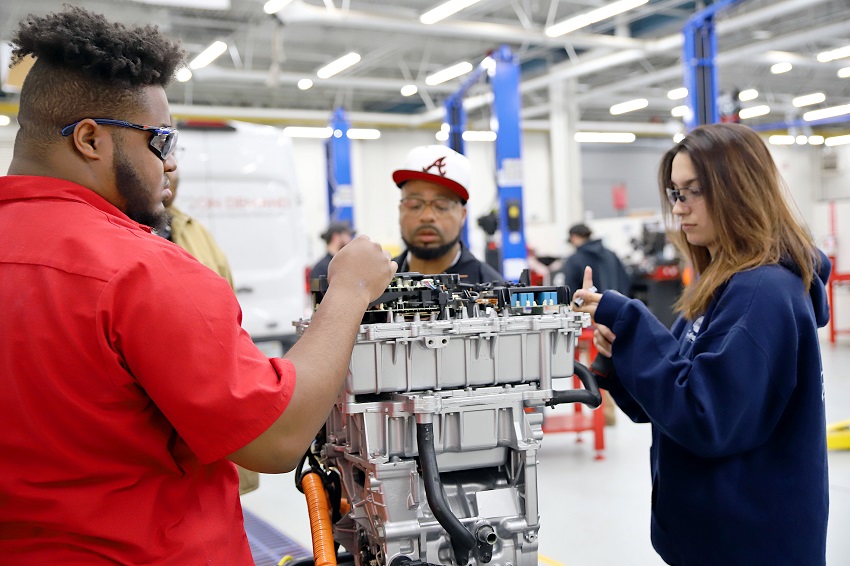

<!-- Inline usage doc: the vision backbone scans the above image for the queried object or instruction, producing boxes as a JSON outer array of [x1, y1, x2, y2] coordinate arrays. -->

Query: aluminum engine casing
[[299, 301, 589, 566]]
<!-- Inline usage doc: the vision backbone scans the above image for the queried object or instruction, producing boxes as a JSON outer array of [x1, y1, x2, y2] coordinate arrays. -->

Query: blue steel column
[[491, 45, 528, 281], [682, 0, 745, 131], [444, 94, 469, 244], [325, 107, 354, 226]]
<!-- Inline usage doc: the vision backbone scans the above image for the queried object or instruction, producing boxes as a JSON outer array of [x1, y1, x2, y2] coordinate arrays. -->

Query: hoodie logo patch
[[685, 316, 704, 343]]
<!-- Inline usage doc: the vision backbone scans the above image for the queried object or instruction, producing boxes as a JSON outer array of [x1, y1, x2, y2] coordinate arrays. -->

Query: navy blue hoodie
[[593, 252, 831, 565]]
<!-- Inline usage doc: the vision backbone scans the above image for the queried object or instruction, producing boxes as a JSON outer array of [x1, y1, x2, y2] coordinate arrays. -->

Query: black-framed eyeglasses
[[665, 186, 703, 206], [399, 197, 461, 215], [60, 119, 179, 161]]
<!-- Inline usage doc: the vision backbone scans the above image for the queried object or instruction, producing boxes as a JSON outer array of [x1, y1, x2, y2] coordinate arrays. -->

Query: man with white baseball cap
[[391, 145, 503, 284]]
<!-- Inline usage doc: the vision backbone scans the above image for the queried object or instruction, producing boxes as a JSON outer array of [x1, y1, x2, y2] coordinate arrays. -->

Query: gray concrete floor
[[242, 339, 850, 566]]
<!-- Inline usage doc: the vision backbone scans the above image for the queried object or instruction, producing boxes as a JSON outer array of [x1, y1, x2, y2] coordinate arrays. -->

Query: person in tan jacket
[[162, 160, 258, 494]]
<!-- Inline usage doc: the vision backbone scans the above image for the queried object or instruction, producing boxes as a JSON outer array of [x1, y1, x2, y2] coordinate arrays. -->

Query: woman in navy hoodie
[[573, 123, 830, 565]]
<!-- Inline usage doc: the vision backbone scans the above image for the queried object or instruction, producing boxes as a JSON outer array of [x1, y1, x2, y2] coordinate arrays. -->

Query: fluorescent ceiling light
[[803, 103, 850, 121], [462, 130, 497, 142], [738, 89, 759, 101], [347, 128, 381, 140], [739, 105, 770, 119], [671, 105, 688, 118], [546, 0, 648, 37], [189, 41, 227, 70], [425, 62, 473, 86], [792, 92, 826, 108], [768, 135, 795, 145], [400, 84, 418, 97], [610, 98, 648, 115], [825, 134, 850, 147], [263, 0, 292, 14], [809, 135, 825, 145], [297, 79, 313, 90], [0, 115, 10, 127], [420, 0, 481, 25], [817, 45, 850, 63], [673, 133, 685, 143], [796, 135, 808, 145], [770, 62, 792, 74], [317, 52, 361, 79], [838, 67, 850, 78], [575, 132, 636, 143], [435, 130, 449, 141], [283, 126, 332, 138], [667, 87, 688, 100], [175, 66, 192, 82]]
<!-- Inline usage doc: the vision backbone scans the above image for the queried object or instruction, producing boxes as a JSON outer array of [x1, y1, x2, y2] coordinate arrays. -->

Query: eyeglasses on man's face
[[399, 197, 461, 215], [60, 119, 179, 161], [665, 186, 704, 207]]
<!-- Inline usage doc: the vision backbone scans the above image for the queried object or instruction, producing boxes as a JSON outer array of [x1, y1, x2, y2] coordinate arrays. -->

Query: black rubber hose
[[547, 361, 603, 408], [416, 422, 476, 566]]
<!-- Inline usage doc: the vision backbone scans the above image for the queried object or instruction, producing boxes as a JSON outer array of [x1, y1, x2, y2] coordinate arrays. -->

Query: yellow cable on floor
[[538, 553, 567, 566]]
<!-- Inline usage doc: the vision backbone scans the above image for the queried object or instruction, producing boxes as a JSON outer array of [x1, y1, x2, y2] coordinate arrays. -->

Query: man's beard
[[403, 234, 461, 261], [114, 147, 169, 233]]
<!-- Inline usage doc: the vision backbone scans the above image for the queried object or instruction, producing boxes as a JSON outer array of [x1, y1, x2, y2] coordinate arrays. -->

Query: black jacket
[[554, 239, 630, 296], [393, 243, 503, 284]]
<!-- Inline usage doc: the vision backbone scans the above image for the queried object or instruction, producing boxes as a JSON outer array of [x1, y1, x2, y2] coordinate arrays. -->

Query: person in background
[[0, 7, 396, 564], [553, 223, 631, 297], [392, 145, 503, 284], [310, 221, 355, 280], [161, 159, 265, 496], [573, 123, 830, 565]]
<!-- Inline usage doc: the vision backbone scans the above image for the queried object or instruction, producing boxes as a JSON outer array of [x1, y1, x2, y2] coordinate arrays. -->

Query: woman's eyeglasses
[[60, 119, 179, 161], [666, 186, 703, 206]]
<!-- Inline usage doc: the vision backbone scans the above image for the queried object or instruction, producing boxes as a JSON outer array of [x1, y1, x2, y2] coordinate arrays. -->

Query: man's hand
[[594, 322, 616, 357], [327, 235, 398, 305]]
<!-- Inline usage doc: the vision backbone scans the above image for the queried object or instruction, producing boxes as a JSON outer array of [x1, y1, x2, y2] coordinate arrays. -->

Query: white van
[[174, 120, 308, 357]]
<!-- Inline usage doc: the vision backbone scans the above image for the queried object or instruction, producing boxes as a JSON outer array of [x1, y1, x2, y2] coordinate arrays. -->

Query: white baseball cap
[[392, 145, 471, 203]]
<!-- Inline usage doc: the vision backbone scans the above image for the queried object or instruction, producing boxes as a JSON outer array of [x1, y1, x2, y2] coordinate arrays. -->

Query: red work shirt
[[0, 176, 296, 564]]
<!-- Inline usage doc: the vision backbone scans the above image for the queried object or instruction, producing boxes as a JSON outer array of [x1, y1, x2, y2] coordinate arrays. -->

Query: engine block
[[295, 274, 598, 566]]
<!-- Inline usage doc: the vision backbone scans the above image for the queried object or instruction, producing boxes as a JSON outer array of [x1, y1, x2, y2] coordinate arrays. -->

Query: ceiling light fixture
[[838, 67, 850, 78], [462, 131, 497, 142], [175, 67, 193, 82], [825, 134, 850, 146], [796, 135, 809, 145], [792, 92, 826, 108], [317, 52, 361, 79], [420, 0, 481, 25], [803, 103, 850, 122], [575, 132, 636, 143], [545, 0, 648, 38], [425, 62, 473, 86], [189, 41, 228, 70], [435, 130, 449, 141], [770, 62, 792, 74], [0, 115, 10, 127], [263, 0, 293, 14], [667, 87, 688, 100], [809, 135, 825, 145], [738, 89, 759, 101], [610, 98, 648, 115], [347, 129, 381, 140], [400, 84, 418, 97], [817, 45, 850, 63], [738, 105, 770, 119], [673, 133, 685, 143], [768, 135, 795, 145], [297, 79, 313, 90], [283, 126, 332, 138], [671, 105, 688, 117]]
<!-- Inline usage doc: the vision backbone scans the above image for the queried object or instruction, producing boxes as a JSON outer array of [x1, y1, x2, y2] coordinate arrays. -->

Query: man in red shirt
[[0, 7, 396, 564]]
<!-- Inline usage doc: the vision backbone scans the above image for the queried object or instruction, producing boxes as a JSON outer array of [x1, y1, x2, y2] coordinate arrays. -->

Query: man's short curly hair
[[11, 5, 185, 150]]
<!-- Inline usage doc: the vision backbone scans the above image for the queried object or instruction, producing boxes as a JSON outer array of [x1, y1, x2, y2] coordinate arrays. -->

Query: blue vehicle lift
[[682, 0, 745, 130], [325, 107, 354, 227], [444, 45, 528, 281]]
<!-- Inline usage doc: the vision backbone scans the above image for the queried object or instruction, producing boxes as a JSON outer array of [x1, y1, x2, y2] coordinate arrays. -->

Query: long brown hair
[[658, 123, 818, 319]]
